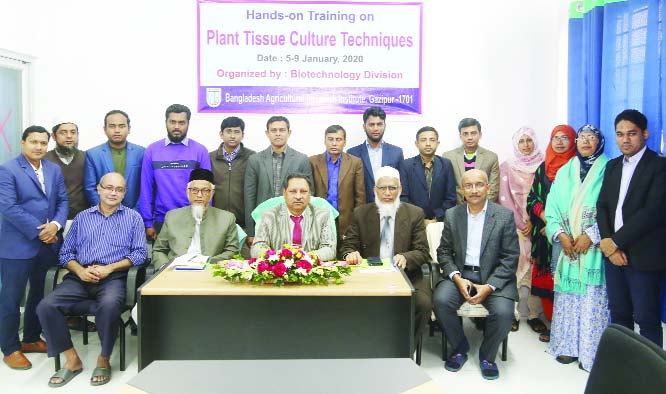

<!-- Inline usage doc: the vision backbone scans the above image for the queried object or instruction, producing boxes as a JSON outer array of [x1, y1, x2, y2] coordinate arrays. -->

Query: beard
[[365, 130, 384, 143], [191, 204, 206, 222], [374, 193, 401, 219], [168, 131, 188, 143], [55, 144, 78, 156]]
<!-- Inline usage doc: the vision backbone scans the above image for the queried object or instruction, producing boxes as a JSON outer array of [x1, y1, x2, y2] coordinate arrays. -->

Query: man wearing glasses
[[152, 169, 239, 270]]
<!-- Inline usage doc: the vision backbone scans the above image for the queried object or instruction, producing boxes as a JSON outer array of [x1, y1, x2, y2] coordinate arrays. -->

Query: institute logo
[[206, 88, 222, 108]]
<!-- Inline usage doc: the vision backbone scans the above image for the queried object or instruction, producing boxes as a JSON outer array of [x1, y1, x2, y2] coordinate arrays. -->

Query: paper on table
[[171, 254, 209, 270], [359, 258, 396, 273]]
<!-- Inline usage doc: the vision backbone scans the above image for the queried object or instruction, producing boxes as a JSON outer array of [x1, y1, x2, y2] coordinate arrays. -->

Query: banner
[[197, 0, 422, 114]]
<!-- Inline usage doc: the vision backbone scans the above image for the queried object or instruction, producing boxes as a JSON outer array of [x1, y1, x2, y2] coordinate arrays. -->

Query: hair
[[282, 173, 311, 191], [22, 125, 50, 141], [104, 109, 131, 127], [220, 116, 245, 132], [415, 126, 438, 140], [165, 104, 191, 121], [457, 118, 482, 133], [52, 122, 79, 134], [614, 109, 648, 131], [363, 106, 386, 122], [266, 115, 290, 130], [325, 124, 346, 138]]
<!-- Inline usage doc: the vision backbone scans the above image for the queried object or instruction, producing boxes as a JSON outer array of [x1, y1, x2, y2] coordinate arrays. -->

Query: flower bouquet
[[211, 244, 352, 286]]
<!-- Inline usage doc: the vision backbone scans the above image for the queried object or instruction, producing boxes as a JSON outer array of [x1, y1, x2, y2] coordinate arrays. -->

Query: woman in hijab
[[526, 125, 577, 342], [545, 125, 610, 371]]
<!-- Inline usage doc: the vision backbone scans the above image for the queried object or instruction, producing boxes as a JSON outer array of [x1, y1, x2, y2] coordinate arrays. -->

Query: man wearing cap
[[340, 166, 432, 342], [152, 169, 239, 270]]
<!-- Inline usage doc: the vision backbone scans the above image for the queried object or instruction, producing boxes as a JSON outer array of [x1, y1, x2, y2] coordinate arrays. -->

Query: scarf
[[575, 125, 605, 181], [544, 125, 576, 181], [507, 127, 545, 173]]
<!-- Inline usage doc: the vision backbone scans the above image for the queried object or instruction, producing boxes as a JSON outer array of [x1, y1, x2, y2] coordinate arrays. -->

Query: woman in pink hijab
[[499, 127, 545, 333]]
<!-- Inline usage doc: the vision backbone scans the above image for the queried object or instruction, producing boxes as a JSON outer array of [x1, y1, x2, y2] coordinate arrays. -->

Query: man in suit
[[251, 173, 336, 261], [244, 116, 313, 245], [347, 106, 404, 203], [597, 109, 666, 347], [84, 110, 145, 210], [310, 125, 365, 253], [400, 126, 456, 225], [433, 169, 518, 380], [442, 118, 500, 204], [153, 169, 239, 269], [0, 126, 68, 370], [341, 166, 432, 342]]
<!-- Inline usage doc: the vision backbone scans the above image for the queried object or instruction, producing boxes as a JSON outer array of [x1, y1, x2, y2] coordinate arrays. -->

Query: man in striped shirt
[[37, 172, 146, 387]]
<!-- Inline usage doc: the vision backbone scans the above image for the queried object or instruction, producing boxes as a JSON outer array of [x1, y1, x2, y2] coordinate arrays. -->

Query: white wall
[[0, 0, 570, 163]]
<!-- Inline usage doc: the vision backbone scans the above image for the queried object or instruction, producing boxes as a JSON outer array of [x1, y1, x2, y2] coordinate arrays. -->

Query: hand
[[245, 236, 254, 247], [453, 274, 472, 300], [393, 254, 407, 269], [540, 227, 546, 236], [539, 211, 546, 224], [600, 238, 618, 257], [558, 233, 576, 260], [424, 218, 437, 227], [608, 250, 628, 266], [91, 264, 113, 280], [37, 222, 58, 243], [345, 251, 362, 265], [573, 233, 592, 255], [520, 220, 533, 238], [146, 227, 157, 241], [76, 266, 101, 283], [468, 283, 493, 305]]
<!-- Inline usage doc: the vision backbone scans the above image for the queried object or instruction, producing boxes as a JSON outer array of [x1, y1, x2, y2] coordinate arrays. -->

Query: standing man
[[140, 104, 211, 240], [0, 126, 68, 370], [433, 169, 518, 380], [45, 121, 89, 220], [209, 116, 255, 230], [348, 106, 404, 203], [244, 116, 313, 245], [310, 125, 365, 252], [597, 109, 666, 347], [443, 118, 500, 204], [85, 110, 145, 210], [400, 126, 456, 225]]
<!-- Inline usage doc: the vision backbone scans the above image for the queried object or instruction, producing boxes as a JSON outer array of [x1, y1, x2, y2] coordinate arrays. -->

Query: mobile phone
[[367, 256, 383, 266]]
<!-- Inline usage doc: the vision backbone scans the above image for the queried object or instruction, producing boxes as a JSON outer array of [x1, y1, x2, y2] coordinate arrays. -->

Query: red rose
[[257, 262, 270, 273], [279, 248, 293, 259], [273, 262, 288, 277], [296, 260, 312, 272]]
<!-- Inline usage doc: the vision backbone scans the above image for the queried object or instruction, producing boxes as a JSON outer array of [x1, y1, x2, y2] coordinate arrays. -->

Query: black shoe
[[556, 355, 578, 364], [444, 353, 468, 372]]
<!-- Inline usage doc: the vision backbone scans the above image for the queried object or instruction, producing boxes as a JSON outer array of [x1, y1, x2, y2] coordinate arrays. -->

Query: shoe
[[21, 339, 47, 353], [67, 317, 97, 332], [539, 329, 551, 343], [480, 359, 500, 380], [3, 351, 32, 370], [511, 319, 520, 332], [556, 355, 578, 364], [444, 353, 468, 372], [527, 318, 547, 333]]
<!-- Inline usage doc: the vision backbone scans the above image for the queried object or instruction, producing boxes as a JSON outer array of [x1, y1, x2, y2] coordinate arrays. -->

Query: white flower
[[295, 267, 308, 276], [284, 259, 294, 268], [268, 254, 279, 262]]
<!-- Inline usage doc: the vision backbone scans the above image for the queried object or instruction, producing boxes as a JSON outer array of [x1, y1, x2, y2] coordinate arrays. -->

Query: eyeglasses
[[551, 136, 570, 142], [577, 134, 598, 142], [463, 182, 487, 191], [100, 185, 125, 194], [376, 185, 399, 192], [188, 188, 212, 196]]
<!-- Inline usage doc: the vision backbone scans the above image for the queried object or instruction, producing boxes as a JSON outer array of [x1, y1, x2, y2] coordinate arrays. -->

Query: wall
[[0, 0, 570, 162]]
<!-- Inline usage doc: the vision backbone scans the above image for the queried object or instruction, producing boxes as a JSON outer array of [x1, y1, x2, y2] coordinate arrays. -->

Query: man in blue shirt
[[37, 172, 146, 387]]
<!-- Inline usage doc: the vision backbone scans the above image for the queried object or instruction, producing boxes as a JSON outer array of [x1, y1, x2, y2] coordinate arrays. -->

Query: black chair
[[414, 261, 434, 365], [43, 262, 149, 372], [584, 324, 666, 394]]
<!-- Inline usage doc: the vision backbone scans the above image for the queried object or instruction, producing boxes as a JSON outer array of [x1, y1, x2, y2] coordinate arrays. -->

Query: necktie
[[291, 215, 303, 246], [380, 216, 392, 259]]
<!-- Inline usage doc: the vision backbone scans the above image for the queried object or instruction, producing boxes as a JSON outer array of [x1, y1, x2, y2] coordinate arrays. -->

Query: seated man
[[433, 169, 518, 380], [251, 173, 336, 261], [153, 169, 239, 269], [341, 166, 432, 342], [36, 172, 147, 387]]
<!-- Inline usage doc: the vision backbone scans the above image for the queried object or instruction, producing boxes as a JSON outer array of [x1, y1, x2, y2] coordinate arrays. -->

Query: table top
[[139, 265, 414, 297]]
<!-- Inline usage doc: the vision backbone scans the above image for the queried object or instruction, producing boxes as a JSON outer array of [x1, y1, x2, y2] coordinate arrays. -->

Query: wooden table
[[138, 266, 415, 370]]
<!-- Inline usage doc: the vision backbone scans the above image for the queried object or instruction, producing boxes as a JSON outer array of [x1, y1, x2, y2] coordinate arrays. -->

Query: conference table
[[137, 265, 415, 370]]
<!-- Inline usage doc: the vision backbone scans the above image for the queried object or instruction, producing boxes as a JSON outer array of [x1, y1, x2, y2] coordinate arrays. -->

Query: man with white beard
[[340, 166, 432, 341], [152, 169, 239, 270]]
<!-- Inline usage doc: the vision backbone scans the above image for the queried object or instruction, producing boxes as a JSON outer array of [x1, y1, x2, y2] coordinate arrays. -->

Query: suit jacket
[[399, 155, 457, 221], [152, 206, 239, 268], [340, 202, 429, 281], [442, 146, 500, 204], [0, 154, 69, 259], [437, 201, 519, 300], [251, 203, 336, 261], [244, 146, 313, 236], [597, 148, 666, 271], [347, 141, 404, 203], [309, 152, 365, 241], [84, 141, 145, 209]]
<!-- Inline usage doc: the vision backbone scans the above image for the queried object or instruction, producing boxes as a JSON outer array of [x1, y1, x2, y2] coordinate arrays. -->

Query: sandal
[[511, 319, 520, 332], [48, 367, 82, 388], [90, 366, 112, 386], [539, 329, 551, 342], [527, 318, 547, 333]]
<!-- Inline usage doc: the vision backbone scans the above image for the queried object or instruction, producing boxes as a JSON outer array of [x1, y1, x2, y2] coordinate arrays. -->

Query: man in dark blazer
[[347, 106, 404, 203], [341, 166, 431, 342], [310, 125, 365, 253], [400, 126, 456, 224], [433, 169, 518, 380], [0, 126, 68, 370], [244, 116, 313, 244], [597, 109, 666, 347]]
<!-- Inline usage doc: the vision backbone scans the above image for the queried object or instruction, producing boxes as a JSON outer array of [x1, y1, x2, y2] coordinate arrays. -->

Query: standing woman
[[499, 127, 545, 333], [527, 125, 577, 342], [545, 125, 610, 371]]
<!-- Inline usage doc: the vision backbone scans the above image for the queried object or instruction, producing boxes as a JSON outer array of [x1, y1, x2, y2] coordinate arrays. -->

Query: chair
[[251, 196, 339, 235], [584, 324, 666, 394], [43, 261, 149, 372]]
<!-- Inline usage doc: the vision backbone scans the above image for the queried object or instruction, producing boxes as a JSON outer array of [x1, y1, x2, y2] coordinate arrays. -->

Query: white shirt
[[186, 218, 202, 255], [465, 200, 488, 268], [379, 215, 395, 260], [614, 145, 647, 232], [29, 160, 46, 194], [366, 141, 383, 180]]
